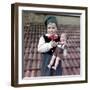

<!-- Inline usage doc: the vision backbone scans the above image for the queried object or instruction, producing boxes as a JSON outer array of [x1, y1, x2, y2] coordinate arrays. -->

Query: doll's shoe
[[52, 66, 57, 70], [47, 64, 51, 69]]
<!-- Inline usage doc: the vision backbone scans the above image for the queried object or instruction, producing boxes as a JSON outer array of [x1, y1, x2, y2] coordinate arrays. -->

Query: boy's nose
[[50, 29, 54, 32]]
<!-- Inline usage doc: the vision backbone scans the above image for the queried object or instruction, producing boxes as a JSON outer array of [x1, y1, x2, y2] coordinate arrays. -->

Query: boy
[[38, 16, 62, 76]]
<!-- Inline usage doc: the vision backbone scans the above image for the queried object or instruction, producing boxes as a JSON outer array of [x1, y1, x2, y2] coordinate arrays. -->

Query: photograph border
[[11, 3, 88, 87]]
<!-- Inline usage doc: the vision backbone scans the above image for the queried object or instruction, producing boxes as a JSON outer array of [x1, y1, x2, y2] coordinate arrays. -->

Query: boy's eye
[[47, 26, 56, 29], [52, 27, 55, 29], [48, 27, 51, 29]]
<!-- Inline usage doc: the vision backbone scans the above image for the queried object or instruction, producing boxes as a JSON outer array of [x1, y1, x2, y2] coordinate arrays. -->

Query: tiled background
[[24, 23, 80, 77]]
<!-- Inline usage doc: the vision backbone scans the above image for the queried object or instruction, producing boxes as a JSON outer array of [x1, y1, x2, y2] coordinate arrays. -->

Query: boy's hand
[[50, 41, 57, 47]]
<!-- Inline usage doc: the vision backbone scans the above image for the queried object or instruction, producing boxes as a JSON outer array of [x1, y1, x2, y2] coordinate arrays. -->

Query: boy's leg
[[54, 60, 62, 76], [41, 53, 52, 76]]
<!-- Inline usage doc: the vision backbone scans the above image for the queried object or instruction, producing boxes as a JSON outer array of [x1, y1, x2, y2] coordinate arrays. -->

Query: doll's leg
[[52, 47, 63, 70], [52, 56, 60, 70], [48, 55, 56, 69], [47, 47, 58, 69]]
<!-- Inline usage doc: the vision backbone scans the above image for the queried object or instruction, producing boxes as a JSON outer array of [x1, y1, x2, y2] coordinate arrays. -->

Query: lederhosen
[[41, 35, 62, 76], [53, 45, 64, 59]]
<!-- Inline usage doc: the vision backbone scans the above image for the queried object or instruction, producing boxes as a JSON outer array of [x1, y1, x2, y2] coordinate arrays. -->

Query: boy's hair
[[44, 16, 58, 28]]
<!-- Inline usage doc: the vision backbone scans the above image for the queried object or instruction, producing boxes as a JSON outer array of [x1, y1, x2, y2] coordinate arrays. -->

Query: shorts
[[53, 47, 63, 58]]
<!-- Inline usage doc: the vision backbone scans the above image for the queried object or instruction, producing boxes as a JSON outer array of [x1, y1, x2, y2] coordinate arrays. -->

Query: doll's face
[[47, 23, 57, 35], [60, 33, 67, 44]]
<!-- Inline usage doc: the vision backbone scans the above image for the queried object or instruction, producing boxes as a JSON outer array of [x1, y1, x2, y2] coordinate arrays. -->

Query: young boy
[[48, 33, 67, 70], [38, 16, 62, 76]]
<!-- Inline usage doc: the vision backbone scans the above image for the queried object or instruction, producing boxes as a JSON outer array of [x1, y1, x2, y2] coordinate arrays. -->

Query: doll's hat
[[44, 16, 57, 27]]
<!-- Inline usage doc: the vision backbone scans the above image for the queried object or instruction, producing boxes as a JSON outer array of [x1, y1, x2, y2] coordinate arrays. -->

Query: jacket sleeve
[[38, 36, 52, 53]]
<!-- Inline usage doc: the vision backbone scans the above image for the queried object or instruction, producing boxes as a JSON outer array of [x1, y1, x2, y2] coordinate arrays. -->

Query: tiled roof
[[24, 23, 80, 77]]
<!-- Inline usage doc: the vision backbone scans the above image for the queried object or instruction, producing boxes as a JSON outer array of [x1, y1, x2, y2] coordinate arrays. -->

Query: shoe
[[52, 66, 57, 70], [47, 64, 51, 69]]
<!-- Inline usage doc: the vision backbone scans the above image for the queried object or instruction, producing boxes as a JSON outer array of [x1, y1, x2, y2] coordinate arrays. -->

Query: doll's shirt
[[57, 43, 68, 57], [57, 44, 67, 49]]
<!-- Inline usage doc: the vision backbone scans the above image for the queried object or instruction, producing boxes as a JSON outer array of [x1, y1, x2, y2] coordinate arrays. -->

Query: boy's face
[[47, 23, 57, 35]]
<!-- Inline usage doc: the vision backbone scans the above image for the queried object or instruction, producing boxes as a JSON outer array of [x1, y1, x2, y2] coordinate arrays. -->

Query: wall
[[57, 16, 80, 25], [0, 0, 89, 90], [22, 1, 81, 26], [23, 11, 80, 25]]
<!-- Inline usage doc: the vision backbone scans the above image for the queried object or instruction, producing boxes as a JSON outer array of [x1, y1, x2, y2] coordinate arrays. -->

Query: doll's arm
[[63, 43, 68, 57], [63, 48, 67, 57]]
